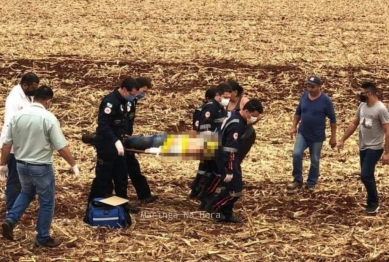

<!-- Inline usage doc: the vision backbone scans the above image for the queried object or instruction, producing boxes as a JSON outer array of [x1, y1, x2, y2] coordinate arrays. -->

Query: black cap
[[306, 75, 323, 86]]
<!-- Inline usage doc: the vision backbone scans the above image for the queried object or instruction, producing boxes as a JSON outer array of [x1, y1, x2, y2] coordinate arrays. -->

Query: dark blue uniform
[[206, 111, 246, 220], [195, 100, 227, 205], [88, 89, 132, 202], [189, 103, 207, 198], [125, 97, 154, 201], [227, 96, 256, 163]]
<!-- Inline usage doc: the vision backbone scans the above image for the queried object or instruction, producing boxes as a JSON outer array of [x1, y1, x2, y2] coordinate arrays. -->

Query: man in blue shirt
[[287, 75, 337, 192]]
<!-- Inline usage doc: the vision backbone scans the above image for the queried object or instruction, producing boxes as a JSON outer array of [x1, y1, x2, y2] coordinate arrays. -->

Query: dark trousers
[[5, 154, 21, 211], [88, 154, 128, 202], [197, 160, 221, 204], [126, 152, 151, 200], [210, 160, 242, 218], [238, 128, 256, 162], [190, 162, 207, 193], [360, 149, 383, 206]]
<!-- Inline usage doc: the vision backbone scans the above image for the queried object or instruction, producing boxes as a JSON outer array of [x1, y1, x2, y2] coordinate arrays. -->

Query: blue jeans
[[292, 133, 323, 187], [5, 154, 21, 211], [6, 163, 55, 244], [360, 149, 383, 206]]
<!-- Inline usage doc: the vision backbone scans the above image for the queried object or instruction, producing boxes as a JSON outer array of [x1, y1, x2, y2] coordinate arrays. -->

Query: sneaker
[[365, 205, 379, 214], [287, 181, 303, 191], [139, 195, 158, 204], [1, 219, 14, 240], [34, 237, 62, 248]]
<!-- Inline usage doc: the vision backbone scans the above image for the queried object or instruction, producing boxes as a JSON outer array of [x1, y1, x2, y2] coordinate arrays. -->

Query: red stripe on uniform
[[207, 176, 221, 193], [214, 195, 234, 209]]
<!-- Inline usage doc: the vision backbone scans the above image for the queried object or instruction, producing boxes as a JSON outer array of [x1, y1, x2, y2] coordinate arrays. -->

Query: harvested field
[[1, 0, 389, 261]]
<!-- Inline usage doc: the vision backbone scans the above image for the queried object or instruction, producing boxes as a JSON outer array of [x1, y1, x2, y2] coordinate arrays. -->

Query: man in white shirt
[[0, 72, 40, 211]]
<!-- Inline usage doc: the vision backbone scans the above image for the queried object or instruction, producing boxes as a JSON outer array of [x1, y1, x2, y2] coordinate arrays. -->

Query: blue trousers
[[292, 133, 323, 187], [6, 163, 55, 244], [5, 154, 21, 211]]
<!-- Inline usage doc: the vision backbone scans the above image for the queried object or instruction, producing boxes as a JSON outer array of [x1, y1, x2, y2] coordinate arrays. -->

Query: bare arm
[[292, 115, 301, 128], [58, 146, 76, 167], [383, 123, 389, 155], [0, 144, 12, 165], [330, 123, 337, 138], [340, 117, 359, 142]]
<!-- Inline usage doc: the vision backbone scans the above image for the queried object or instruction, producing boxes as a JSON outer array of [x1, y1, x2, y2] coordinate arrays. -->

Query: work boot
[[217, 215, 243, 224], [198, 202, 206, 211], [305, 184, 315, 192], [139, 195, 158, 204], [81, 133, 96, 146], [189, 190, 199, 199], [1, 219, 14, 240], [128, 205, 141, 214], [34, 237, 62, 248], [286, 181, 303, 192]]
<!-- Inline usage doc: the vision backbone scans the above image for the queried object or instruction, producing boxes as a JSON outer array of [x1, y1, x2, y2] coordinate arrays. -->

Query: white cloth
[[0, 84, 33, 153]]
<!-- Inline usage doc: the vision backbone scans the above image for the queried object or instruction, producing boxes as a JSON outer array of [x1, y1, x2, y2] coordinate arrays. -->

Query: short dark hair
[[227, 80, 244, 96], [216, 83, 232, 94], [205, 87, 218, 100], [121, 77, 140, 91], [20, 72, 39, 86], [361, 82, 377, 94], [136, 77, 152, 89], [243, 98, 263, 114], [34, 85, 53, 100]]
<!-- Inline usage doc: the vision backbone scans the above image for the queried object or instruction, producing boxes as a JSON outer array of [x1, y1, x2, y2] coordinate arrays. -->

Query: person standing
[[0, 86, 79, 247], [86, 77, 139, 212], [226, 80, 258, 162], [0, 72, 40, 212], [205, 99, 263, 223], [189, 85, 228, 201], [337, 82, 389, 214], [126, 77, 158, 204], [287, 75, 337, 192]]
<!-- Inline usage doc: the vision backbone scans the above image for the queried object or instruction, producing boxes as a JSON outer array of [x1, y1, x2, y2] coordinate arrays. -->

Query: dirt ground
[[1, 0, 389, 261]]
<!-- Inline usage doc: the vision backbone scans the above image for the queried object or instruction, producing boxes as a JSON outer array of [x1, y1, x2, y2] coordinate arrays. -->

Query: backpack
[[85, 198, 132, 229]]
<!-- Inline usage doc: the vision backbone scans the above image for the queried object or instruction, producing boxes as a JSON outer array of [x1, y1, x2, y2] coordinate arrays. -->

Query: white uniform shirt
[[0, 84, 33, 153]]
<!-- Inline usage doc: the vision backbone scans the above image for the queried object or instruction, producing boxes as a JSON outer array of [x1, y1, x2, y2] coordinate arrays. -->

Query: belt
[[16, 160, 50, 166]]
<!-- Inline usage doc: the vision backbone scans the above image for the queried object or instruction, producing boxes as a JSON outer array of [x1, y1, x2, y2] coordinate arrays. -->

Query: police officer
[[126, 77, 158, 204], [87, 77, 139, 210], [205, 98, 263, 223]]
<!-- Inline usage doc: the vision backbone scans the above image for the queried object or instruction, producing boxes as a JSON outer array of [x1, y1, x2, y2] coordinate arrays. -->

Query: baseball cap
[[306, 75, 323, 86]]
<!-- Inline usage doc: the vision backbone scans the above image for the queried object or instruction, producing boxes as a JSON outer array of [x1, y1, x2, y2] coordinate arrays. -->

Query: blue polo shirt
[[296, 92, 336, 142]]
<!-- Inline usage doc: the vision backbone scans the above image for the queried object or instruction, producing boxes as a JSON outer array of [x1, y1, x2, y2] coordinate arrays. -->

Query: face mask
[[359, 93, 368, 102], [25, 90, 36, 96], [248, 116, 258, 124], [220, 98, 230, 107], [136, 93, 146, 100], [128, 95, 136, 102]]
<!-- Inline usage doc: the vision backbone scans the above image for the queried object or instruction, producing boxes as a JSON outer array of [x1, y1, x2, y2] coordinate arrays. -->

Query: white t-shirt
[[0, 84, 33, 153]]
